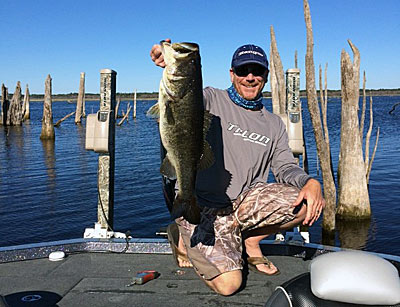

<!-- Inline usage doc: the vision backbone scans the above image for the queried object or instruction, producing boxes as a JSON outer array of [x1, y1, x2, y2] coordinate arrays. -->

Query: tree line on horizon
[[1, 87, 399, 101]]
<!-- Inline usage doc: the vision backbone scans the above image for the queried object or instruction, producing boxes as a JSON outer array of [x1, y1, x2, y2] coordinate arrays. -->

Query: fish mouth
[[172, 42, 199, 53], [160, 40, 199, 54]]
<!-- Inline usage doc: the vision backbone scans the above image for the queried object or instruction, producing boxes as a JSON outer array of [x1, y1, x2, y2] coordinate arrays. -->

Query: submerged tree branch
[[366, 127, 380, 183]]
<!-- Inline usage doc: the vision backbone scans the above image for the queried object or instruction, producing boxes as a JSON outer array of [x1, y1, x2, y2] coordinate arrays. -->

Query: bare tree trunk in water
[[364, 95, 373, 176], [360, 74, 379, 185], [269, 48, 280, 114], [40, 75, 55, 140], [359, 71, 367, 141], [115, 97, 121, 119], [365, 95, 379, 184], [6, 81, 23, 126], [337, 40, 370, 219], [133, 89, 137, 119], [303, 0, 336, 232], [1, 84, 9, 125], [366, 126, 379, 184], [269, 25, 286, 114], [75, 72, 85, 124], [22, 84, 30, 121], [6, 81, 22, 126]]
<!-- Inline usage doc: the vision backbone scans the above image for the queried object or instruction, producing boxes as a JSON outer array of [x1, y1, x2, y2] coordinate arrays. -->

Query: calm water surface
[[1, 96, 399, 256]]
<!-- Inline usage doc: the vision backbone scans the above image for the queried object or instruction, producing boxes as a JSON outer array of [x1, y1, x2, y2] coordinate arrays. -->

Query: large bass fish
[[148, 41, 214, 224]]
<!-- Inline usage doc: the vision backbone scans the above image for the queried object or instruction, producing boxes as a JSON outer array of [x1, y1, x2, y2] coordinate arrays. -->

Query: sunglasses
[[233, 65, 267, 77]]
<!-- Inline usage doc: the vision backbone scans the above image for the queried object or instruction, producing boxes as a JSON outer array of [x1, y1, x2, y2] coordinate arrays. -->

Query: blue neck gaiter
[[226, 84, 264, 110]]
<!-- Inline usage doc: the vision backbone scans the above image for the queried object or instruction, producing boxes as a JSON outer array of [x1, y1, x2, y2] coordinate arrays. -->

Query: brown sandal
[[167, 223, 192, 268], [247, 256, 281, 276]]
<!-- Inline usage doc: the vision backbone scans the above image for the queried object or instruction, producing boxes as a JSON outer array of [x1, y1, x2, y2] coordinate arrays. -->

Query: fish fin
[[197, 110, 215, 171], [162, 78, 188, 100], [198, 141, 214, 171], [146, 102, 160, 118], [172, 195, 201, 225], [160, 154, 177, 180], [203, 110, 213, 135]]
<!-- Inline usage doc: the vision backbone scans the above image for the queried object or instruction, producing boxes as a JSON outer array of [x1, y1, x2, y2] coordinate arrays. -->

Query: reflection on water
[[5, 126, 25, 159], [76, 123, 86, 151], [41, 139, 56, 192], [336, 218, 372, 250]]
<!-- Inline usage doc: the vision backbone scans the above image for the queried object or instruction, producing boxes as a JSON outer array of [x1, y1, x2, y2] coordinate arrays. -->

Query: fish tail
[[172, 195, 201, 225]]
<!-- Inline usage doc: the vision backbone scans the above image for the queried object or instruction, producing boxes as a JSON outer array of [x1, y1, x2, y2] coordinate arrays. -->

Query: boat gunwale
[[1, 237, 399, 265]]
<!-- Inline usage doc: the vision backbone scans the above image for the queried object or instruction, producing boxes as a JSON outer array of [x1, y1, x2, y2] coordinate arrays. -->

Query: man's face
[[230, 64, 268, 100]]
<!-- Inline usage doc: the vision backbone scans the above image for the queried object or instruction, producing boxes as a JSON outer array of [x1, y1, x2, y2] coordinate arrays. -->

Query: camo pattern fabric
[[177, 182, 300, 280]]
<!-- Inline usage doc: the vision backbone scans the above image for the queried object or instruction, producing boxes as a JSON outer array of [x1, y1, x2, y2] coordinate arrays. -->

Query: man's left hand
[[292, 178, 325, 226]]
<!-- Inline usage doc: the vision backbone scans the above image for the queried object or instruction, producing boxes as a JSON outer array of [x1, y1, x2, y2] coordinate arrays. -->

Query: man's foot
[[177, 235, 192, 268], [244, 235, 279, 275], [167, 223, 193, 268], [247, 256, 280, 276]]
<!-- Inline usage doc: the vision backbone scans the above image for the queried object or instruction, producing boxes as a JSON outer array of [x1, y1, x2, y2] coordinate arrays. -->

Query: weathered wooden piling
[[1, 84, 9, 125], [75, 72, 85, 124], [97, 69, 116, 229], [6, 82, 23, 126], [82, 91, 86, 118], [133, 89, 137, 119], [269, 48, 280, 114], [115, 97, 120, 120], [270, 25, 286, 114], [40, 75, 55, 140], [22, 84, 30, 121]]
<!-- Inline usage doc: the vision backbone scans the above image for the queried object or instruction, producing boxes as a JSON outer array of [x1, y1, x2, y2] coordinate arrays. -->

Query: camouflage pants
[[177, 182, 300, 280]]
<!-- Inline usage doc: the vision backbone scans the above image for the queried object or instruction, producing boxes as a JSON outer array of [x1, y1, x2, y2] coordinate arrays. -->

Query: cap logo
[[238, 50, 264, 57]]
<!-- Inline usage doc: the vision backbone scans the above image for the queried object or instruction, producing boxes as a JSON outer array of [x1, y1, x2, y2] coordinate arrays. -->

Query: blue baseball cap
[[231, 44, 269, 70]]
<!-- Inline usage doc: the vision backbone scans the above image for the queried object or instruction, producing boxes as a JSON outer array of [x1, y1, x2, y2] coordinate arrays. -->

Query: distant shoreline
[[5, 88, 400, 102]]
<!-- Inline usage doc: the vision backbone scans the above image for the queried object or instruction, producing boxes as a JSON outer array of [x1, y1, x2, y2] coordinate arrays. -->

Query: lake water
[[1, 96, 399, 256]]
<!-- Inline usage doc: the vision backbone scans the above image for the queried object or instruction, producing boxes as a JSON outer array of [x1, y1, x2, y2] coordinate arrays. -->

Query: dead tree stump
[[269, 48, 280, 114], [40, 75, 55, 140], [22, 84, 30, 121], [133, 89, 137, 119], [270, 25, 286, 114], [6, 81, 23, 126], [1, 84, 9, 125], [115, 97, 120, 119], [303, 0, 336, 232], [337, 41, 370, 219], [75, 72, 85, 124]]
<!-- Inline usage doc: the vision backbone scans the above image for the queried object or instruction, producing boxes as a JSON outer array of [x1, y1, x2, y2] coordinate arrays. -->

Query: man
[[150, 40, 325, 296]]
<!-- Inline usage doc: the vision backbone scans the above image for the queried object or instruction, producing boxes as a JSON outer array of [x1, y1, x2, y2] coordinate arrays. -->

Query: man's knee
[[210, 270, 242, 296]]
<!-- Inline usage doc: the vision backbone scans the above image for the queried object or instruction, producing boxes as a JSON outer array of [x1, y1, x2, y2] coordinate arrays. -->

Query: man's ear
[[229, 68, 235, 82], [263, 69, 269, 83]]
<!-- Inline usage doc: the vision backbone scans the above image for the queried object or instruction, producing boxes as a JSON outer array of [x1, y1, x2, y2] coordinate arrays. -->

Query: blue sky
[[1, 0, 399, 94]]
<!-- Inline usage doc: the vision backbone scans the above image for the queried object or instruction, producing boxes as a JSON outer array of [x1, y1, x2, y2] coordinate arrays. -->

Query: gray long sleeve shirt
[[195, 87, 311, 208]]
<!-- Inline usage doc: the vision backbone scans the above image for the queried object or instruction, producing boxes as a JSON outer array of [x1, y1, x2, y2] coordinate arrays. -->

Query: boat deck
[[0, 238, 315, 306]]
